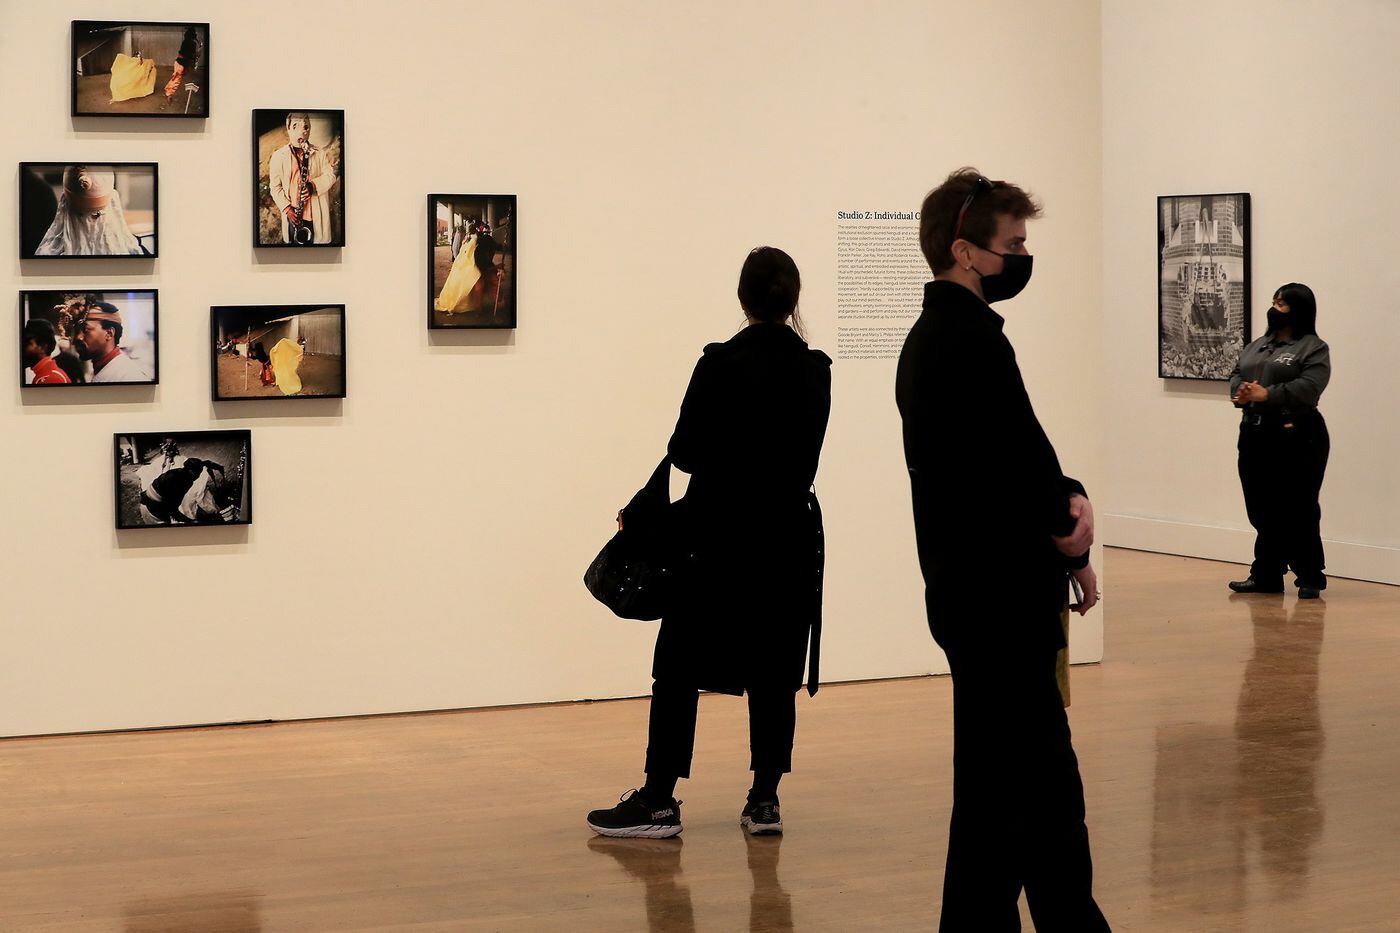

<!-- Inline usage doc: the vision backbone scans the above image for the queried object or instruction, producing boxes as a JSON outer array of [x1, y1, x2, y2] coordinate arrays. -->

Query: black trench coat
[[651, 323, 832, 696]]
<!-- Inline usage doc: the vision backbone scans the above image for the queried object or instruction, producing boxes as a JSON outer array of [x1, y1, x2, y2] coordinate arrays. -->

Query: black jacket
[[896, 281, 1085, 656], [652, 323, 832, 695]]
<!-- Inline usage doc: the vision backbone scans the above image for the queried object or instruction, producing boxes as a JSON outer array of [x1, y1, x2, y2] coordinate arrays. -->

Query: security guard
[[1229, 283, 1331, 598]]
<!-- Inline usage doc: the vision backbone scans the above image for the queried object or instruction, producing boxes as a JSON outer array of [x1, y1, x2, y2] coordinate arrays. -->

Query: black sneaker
[[587, 789, 682, 838], [740, 800, 783, 836], [1228, 577, 1284, 594], [1298, 586, 1322, 600]]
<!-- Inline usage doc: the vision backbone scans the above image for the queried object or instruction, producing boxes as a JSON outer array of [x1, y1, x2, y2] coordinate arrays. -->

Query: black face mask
[[973, 250, 1034, 303], [1266, 308, 1289, 332]]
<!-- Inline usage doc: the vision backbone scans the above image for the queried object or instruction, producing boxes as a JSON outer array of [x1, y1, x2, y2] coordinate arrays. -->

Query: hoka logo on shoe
[[651, 808, 675, 819]]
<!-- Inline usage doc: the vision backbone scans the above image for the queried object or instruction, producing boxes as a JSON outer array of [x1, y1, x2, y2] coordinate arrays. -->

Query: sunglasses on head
[[952, 176, 996, 242]]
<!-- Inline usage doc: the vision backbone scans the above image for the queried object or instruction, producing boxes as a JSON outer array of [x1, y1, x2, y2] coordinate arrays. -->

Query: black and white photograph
[[21, 290, 158, 387], [19, 162, 158, 259], [114, 430, 251, 529], [71, 20, 209, 118], [429, 194, 515, 329], [254, 109, 344, 247], [211, 305, 346, 400], [1158, 193, 1251, 380]]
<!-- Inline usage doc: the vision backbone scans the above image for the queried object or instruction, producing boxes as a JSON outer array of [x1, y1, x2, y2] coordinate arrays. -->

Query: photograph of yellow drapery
[[73, 22, 208, 117]]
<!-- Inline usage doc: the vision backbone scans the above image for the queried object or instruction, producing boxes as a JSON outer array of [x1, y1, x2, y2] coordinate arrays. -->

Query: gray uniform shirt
[[1228, 332, 1331, 418]]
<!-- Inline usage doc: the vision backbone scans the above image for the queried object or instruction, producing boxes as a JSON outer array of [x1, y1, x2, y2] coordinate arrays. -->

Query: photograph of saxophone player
[[254, 109, 344, 247]]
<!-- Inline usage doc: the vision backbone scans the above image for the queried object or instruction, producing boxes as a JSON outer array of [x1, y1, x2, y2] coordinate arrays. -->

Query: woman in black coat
[[587, 247, 832, 839]]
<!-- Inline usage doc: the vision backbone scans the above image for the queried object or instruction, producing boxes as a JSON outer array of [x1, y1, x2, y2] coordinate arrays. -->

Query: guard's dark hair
[[23, 318, 58, 353], [1273, 283, 1318, 337], [738, 246, 804, 337], [919, 167, 1042, 273]]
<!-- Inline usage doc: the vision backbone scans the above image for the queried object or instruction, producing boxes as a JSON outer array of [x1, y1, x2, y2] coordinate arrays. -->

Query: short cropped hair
[[919, 168, 1042, 273], [23, 318, 58, 353]]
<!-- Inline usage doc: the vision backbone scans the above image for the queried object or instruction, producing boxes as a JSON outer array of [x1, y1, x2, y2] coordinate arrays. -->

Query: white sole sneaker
[[587, 820, 683, 839]]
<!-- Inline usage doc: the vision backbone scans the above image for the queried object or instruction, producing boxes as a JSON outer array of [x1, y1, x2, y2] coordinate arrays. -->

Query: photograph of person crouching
[[114, 431, 252, 529]]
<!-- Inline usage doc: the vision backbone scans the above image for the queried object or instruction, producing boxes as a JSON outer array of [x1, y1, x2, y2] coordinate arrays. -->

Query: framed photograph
[[114, 430, 252, 529], [1158, 193, 1251, 381], [428, 193, 516, 329], [71, 21, 209, 118], [253, 109, 345, 247], [19, 162, 158, 259], [211, 304, 346, 400], [21, 289, 158, 387]]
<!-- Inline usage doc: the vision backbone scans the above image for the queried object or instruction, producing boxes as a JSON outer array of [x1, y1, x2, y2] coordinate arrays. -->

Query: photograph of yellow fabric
[[108, 53, 156, 102], [211, 305, 345, 402], [269, 337, 304, 396], [435, 236, 483, 313]]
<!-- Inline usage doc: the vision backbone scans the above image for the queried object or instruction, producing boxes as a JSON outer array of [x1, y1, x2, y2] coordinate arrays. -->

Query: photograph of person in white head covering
[[20, 163, 158, 258]]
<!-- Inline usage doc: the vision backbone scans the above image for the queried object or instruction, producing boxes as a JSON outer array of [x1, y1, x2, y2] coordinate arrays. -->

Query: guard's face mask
[[973, 249, 1034, 303], [1266, 308, 1289, 331]]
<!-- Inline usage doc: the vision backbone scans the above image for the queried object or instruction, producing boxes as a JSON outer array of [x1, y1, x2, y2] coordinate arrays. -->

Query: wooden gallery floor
[[3, 549, 1398, 931]]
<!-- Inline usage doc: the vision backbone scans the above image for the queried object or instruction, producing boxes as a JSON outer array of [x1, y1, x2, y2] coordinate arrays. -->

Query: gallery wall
[[1101, 0, 1400, 584], [1, 0, 1105, 737]]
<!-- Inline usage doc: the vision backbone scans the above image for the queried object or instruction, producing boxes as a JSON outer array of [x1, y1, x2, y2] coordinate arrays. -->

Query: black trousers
[[644, 679, 797, 779], [937, 642, 1110, 932], [1237, 414, 1329, 587]]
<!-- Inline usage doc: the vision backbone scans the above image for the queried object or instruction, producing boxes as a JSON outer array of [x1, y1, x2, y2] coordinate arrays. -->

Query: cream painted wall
[[1102, 0, 1400, 584], [2, 0, 1103, 737]]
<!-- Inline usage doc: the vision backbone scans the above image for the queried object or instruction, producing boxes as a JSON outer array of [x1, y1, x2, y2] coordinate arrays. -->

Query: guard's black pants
[[1237, 414, 1330, 588], [643, 680, 797, 779], [937, 644, 1111, 932]]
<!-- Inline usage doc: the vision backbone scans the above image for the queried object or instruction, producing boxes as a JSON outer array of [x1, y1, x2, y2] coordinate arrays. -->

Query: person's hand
[[1071, 563, 1099, 615], [1053, 494, 1094, 558], [283, 206, 299, 225], [1233, 381, 1268, 404]]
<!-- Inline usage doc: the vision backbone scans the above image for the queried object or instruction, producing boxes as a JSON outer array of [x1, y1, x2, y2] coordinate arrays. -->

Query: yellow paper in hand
[[269, 338, 304, 396], [110, 53, 157, 102]]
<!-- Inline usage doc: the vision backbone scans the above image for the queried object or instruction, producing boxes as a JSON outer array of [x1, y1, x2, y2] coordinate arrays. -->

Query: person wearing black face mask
[[896, 168, 1111, 931], [1228, 283, 1331, 599]]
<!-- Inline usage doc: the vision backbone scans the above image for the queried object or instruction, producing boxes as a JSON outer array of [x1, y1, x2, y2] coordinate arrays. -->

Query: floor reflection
[[587, 835, 695, 932], [122, 891, 262, 932], [745, 831, 794, 932], [1150, 596, 1326, 926], [1234, 595, 1326, 893]]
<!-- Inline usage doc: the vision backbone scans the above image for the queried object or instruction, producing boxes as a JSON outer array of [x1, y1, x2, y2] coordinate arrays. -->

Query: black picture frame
[[427, 193, 517, 330], [20, 289, 160, 388], [19, 162, 159, 260], [1157, 192, 1252, 381], [252, 109, 346, 249], [71, 20, 210, 119], [209, 304, 347, 401], [113, 430, 253, 530]]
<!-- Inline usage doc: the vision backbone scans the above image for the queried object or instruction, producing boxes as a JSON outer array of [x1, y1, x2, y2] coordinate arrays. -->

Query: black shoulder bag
[[584, 457, 694, 621]]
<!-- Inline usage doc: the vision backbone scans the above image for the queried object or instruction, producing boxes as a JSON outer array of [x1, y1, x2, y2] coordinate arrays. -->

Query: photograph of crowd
[[19, 162, 158, 259], [114, 430, 251, 529], [20, 290, 157, 387], [71, 21, 208, 118], [429, 194, 515, 329], [1158, 193, 1251, 381], [253, 109, 344, 247], [211, 305, 346, 400]]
